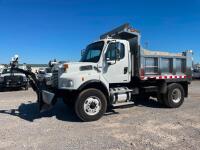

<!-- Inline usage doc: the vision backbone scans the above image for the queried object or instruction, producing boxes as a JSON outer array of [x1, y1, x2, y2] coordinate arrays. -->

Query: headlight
[[61, 79, 74, 88], [0, 77, 4, 82]]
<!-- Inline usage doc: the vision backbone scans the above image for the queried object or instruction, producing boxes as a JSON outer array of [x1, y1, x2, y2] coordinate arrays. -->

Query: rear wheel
[[163, 83, 184, 108], [75, 88, 107, 122]]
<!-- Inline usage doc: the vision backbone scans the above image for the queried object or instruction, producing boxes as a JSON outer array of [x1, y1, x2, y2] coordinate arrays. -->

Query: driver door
[[102, 41, 130, 83]]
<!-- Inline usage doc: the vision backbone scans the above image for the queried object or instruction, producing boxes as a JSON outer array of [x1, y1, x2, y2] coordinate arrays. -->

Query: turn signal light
[[63, 64, 69, 71]]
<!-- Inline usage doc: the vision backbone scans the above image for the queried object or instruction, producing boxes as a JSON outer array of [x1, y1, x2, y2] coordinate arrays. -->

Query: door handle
[[124, 67, 128, 74]]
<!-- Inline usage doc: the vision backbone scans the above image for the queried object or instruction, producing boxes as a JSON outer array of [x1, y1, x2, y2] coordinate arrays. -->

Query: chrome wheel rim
[[171, 88, 181, 103], [83, 96, 101, 116]]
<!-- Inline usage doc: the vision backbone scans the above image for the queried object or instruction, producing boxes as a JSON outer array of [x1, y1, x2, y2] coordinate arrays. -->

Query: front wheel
[[75, 88, 107, 122], [163, 83, 185, 108]]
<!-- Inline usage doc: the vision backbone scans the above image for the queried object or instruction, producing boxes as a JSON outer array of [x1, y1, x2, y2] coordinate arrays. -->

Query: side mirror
[[115, 43, 121, 61], [81, 49, 85, 56], [116, 49, 120, 61], [106, 58, 116, 65]]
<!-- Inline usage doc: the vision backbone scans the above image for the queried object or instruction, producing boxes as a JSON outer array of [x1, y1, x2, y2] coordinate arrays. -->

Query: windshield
[[80, 41, 104, 63]]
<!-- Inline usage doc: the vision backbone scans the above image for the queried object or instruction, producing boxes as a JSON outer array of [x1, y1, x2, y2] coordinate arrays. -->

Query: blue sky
[[0, 0, 200, 64]]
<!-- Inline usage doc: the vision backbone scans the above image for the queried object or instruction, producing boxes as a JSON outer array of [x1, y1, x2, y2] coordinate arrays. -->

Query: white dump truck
[[11, 23, 192, 122]]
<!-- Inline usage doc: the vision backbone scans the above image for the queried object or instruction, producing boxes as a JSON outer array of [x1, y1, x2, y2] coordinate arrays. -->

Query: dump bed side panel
[[138, 48, 192, 81]]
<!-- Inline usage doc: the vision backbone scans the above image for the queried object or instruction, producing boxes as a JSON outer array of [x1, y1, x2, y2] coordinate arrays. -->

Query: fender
[[78, 80, 108, 92], [78, 80, 110, 101]]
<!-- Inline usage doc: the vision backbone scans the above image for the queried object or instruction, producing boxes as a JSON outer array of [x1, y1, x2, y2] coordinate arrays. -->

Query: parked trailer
[[11, 23, 192, 122]]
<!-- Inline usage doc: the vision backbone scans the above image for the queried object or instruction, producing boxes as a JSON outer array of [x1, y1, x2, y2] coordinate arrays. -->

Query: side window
[[105, 42, 125, 61]]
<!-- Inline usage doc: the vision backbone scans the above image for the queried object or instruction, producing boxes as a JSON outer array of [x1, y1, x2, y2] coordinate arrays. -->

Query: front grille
[[4, 75, 23, 83], [52, 70, 58, 88]]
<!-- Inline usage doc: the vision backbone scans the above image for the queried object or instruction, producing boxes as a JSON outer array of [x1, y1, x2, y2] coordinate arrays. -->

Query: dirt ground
[[0, 81, 200, 150]]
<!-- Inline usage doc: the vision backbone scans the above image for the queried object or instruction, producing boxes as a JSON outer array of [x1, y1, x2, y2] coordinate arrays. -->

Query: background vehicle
[[192, 69, 200, 79], [11, 23, 192, 122], [0, 65, 5, 74], [192, 64, 200, 79], [37, 60, 61, 86], [37, 67, 52, 86], [0, 66, 29, 91]]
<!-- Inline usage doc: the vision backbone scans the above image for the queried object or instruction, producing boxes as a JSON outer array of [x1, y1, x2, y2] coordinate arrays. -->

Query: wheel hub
[[171, 88, 181, 103], [84, 96, 101, 116]]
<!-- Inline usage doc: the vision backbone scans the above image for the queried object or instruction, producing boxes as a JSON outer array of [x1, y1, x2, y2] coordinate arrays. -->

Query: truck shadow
[[0, 87, 28, 92], [0, 100, 80, 122], [134, 98, 166, 108], [0, 98, 165, 122]]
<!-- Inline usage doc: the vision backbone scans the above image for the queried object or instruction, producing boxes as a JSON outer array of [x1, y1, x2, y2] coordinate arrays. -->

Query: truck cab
[[53, 39, 131, 90]]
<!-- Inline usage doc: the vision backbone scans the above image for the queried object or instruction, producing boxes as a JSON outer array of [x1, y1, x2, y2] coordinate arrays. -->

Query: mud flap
[[38, 90, 56, 112]]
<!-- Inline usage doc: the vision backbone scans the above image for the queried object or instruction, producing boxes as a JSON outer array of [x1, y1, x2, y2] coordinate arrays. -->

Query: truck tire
[[75, 88, 107, 122], [163, 83, 184, 108]]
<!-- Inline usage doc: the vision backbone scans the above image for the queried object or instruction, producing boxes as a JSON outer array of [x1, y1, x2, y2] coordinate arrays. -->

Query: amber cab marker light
[[63, 64, 69, 71]]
